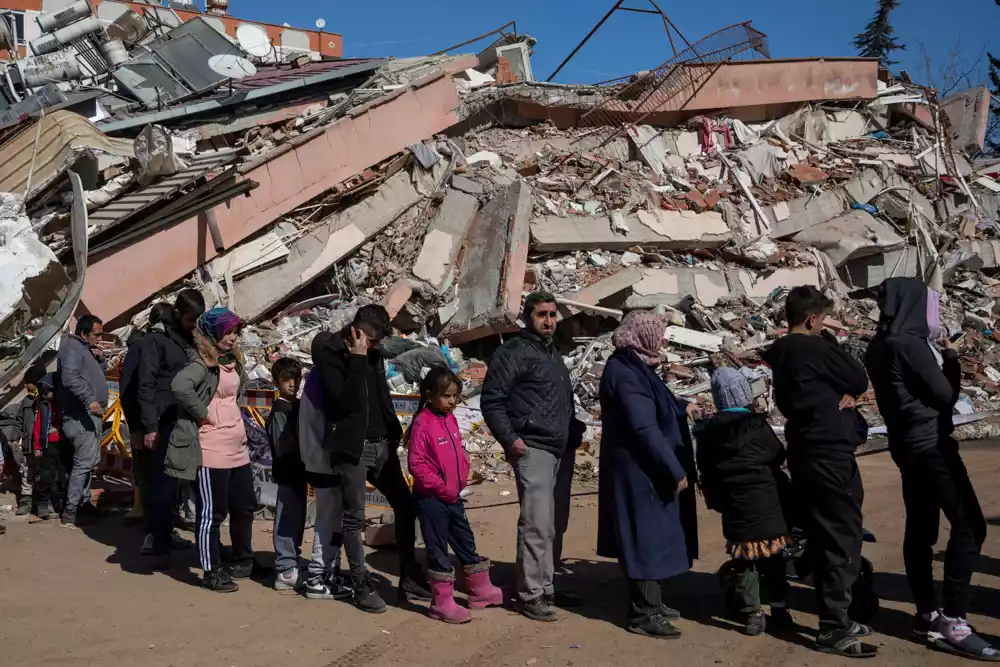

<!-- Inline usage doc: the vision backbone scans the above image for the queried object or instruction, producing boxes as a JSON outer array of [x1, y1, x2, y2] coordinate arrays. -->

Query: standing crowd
[[0, 278, 995, 661]]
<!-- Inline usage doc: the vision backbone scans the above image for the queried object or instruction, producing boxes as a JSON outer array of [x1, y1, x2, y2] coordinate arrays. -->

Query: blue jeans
[[273, 480, 307, 574], [415, 492, 479, 573]]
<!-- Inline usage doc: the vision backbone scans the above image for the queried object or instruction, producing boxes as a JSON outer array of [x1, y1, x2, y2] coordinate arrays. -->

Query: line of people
[[1, 281, 994, 661], [594, 282, 995, 660]]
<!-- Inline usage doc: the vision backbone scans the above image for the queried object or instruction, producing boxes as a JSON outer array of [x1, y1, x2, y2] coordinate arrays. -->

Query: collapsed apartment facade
[[2, 3, 1000, 450]]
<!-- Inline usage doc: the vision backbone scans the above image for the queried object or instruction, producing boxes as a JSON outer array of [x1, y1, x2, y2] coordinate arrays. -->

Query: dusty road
[[1, 445, 999, 667]]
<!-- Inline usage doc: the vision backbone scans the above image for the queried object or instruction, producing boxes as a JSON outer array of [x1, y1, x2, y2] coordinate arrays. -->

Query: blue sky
[[235, 0, 999, 89]]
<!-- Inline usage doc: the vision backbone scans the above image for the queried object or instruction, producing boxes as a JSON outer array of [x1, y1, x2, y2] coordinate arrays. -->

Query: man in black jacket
[[761, 286, 876, 658], [482, 291, 583, 622], [308, 305, 430, 613], [119, 290, 204, 564], [866, 277, 994, 660]]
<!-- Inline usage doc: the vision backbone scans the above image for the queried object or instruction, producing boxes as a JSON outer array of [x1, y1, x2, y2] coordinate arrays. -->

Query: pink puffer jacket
[[407, 409, 469, 504]]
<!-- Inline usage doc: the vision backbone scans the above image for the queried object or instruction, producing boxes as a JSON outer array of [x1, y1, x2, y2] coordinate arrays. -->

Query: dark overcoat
[[597, 348, 698, 580]]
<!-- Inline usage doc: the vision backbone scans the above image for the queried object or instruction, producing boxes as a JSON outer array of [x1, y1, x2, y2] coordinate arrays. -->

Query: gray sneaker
[[517, 597, 558, 622], [274, 568, 301, 592]]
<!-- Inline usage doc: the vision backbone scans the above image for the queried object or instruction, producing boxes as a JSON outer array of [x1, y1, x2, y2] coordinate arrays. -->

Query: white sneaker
[[140, 533, 154, 555], [274, 568, 300, 592]]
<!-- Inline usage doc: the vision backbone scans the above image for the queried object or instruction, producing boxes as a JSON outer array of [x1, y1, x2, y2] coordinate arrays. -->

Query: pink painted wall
[[82, 72, 462, 323]]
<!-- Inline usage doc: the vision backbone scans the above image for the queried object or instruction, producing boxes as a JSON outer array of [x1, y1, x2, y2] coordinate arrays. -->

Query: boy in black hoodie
[[761, 286, 875, 658], [865, 277, 995, 660]]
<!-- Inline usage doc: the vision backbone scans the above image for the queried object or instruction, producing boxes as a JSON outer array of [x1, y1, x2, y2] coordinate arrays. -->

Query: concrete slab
[[792, 210, 906, 267], [411, 189, 479, 290], [531, 210, 731, 252], [624, 267, 732, 309], [738, 266, 823, 299]]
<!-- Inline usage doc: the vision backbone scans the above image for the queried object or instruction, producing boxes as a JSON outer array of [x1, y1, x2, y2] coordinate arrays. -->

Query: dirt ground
[[1, 445, 999, 667]]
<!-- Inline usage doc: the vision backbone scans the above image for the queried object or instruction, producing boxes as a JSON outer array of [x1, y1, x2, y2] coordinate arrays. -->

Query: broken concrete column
[[531, 210, 731, 252], [791, 210, 905, 267], [441, 180, 532, 344], [411, 189, 479, 291], [382, 279, 415, 319], [232, 164, 444, 321]]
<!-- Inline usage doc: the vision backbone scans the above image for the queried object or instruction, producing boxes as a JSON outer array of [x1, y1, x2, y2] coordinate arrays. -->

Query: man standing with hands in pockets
[[482, 292, 585, 622]]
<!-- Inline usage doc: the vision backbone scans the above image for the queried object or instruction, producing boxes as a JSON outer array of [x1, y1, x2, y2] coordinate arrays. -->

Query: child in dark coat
[[694, 367, 793, 636]]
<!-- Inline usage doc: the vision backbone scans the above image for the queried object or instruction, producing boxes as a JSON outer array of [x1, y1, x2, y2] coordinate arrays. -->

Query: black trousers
[[194, 464, 256, 573], [415, 492, 480, 573], [334, 439, 418, 578], [788, 452, 864, 630], [627, 578, 666, 622], [33, 443, 67, 514], [893, 440, 987, 619]]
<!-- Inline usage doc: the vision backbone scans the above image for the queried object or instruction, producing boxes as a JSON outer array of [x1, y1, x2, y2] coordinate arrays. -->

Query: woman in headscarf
[[694, 367, 793, 636], [597, 310, 699, 640], [167, 307, 253, 593]]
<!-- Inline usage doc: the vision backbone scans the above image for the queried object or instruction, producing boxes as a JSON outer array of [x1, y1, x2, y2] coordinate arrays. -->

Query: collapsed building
[[2, 2, 1000, 483]]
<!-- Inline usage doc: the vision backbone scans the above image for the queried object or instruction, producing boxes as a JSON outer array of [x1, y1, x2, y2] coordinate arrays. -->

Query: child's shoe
[[274, 568, 300, 592], [743, 610, 767, 636], [428, 569, 470, 624], [462, 558, 504, 610]]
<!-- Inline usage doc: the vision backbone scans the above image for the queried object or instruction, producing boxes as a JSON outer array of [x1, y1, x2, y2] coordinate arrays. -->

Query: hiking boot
[[398, 566, 433, 603], [769, 607, 794, 632], [202, 569, 239, 593], [815, 625, 878, 658], [352, 574, 387, 614], [274, 568, 301, 592], [929, 615, 1000, 661], [544, 590, 582, 608], [628, 614, 681, 640], [743, 610, 767, 637], [517, 597, 558, 622], [913, 610, 940, 641], [226, 561, 254, 580]]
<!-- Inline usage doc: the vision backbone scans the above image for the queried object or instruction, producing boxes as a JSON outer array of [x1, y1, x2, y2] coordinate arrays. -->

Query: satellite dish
[[208, 53, 257, 79], [236, 23, 271, 58], [315, 18, 326, 29]]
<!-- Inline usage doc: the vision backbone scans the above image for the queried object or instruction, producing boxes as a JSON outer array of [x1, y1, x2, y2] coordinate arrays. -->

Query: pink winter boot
[[463, 558, 504, 610], [428, 569, 470, 624]]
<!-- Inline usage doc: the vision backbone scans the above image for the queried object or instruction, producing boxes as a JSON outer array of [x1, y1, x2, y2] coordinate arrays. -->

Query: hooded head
[[711, 367, 753, 410], [612, 310, 669, 366], [876, 277, 940, 339]]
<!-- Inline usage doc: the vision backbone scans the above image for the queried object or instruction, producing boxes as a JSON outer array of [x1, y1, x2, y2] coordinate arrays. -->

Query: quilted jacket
[[481, 331, 577, 457]]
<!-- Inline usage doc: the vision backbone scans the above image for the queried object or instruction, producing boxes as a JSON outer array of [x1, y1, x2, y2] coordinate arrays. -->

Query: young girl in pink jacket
[[408, 367, 503, 623]]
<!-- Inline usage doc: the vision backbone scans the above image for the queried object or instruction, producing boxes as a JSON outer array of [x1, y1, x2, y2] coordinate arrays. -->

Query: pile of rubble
[[2, 6, 1000, 483]]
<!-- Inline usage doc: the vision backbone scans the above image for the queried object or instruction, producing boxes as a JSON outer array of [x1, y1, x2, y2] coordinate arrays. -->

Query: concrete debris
[[4, 6, 1000, 468]]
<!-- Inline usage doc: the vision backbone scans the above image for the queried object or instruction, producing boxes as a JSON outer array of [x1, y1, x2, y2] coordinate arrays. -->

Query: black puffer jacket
[[119, 320, 192, 437], [693, 410, 793, 542], [481, 332, 577, 457], [865, 277, 960, 455], [311, 328, 402, 465]]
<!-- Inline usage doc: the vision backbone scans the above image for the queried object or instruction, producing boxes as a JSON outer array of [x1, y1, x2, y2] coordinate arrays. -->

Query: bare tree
[[918, 37, 986, 97]]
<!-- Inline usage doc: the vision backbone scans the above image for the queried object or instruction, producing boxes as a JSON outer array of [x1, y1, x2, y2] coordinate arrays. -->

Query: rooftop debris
[[2, 6, 1000, 482]]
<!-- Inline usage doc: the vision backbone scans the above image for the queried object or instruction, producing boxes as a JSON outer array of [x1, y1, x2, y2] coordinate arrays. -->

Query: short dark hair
[[76, 314, 103, 337], [174, 289, 206, 319], [271, 357, 302, 384], [24, 362, 47, 387], [353, 304, 392, 339], [522, 291, 557, 320], [785, 286, 832, 328], [149, 302, 174, 327]]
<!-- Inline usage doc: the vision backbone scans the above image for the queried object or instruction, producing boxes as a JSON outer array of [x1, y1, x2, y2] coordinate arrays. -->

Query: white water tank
[[29, 15, 101, 55], [36, 0, 91, 34]]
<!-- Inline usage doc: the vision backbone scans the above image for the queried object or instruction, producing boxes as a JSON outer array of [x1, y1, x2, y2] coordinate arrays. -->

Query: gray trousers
[[513, 446, 575, 602], [273, 481, 307, 574], [62, 413, 101, 520], [307, 485, 344, 581]]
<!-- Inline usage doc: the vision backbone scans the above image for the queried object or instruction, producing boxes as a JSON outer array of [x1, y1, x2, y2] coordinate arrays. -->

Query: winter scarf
[[611, 310, 668, 366]]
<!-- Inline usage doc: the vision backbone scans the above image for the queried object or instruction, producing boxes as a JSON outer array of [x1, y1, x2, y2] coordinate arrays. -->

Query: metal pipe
[[546, 0, 624, 82]]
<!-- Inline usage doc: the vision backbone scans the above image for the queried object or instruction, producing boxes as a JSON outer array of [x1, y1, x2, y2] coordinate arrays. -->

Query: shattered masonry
[[3, 3, 1000, 484]]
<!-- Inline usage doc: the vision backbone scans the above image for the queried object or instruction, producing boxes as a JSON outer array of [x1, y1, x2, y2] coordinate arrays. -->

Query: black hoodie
[[119, 317, 193, 437], [761, 331, 870, 457], [865, 277, 960, 455]]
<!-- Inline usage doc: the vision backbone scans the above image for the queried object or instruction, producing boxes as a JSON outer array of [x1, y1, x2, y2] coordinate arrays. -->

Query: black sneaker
[[399, 570, 433, 602], [304, 573, 354, 600], [227, 561, 254, 580], [628, 614, 682, 640], [815, 626, 878, 658], [544, 590, 582, 608], [517, 597, 558, 622], [352, 574, 387, 614], [203, 569, 239, 593], [743, 610, 767, 636]]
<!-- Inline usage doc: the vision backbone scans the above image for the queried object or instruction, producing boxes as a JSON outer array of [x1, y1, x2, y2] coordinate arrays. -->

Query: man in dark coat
[[304, 304, 431, 612], [597, 310, 698, 639], [119, 290, 204, 565], [761, 286, 875, 658], [481, 291, 584, 622], [866, 277, 995, 660]]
